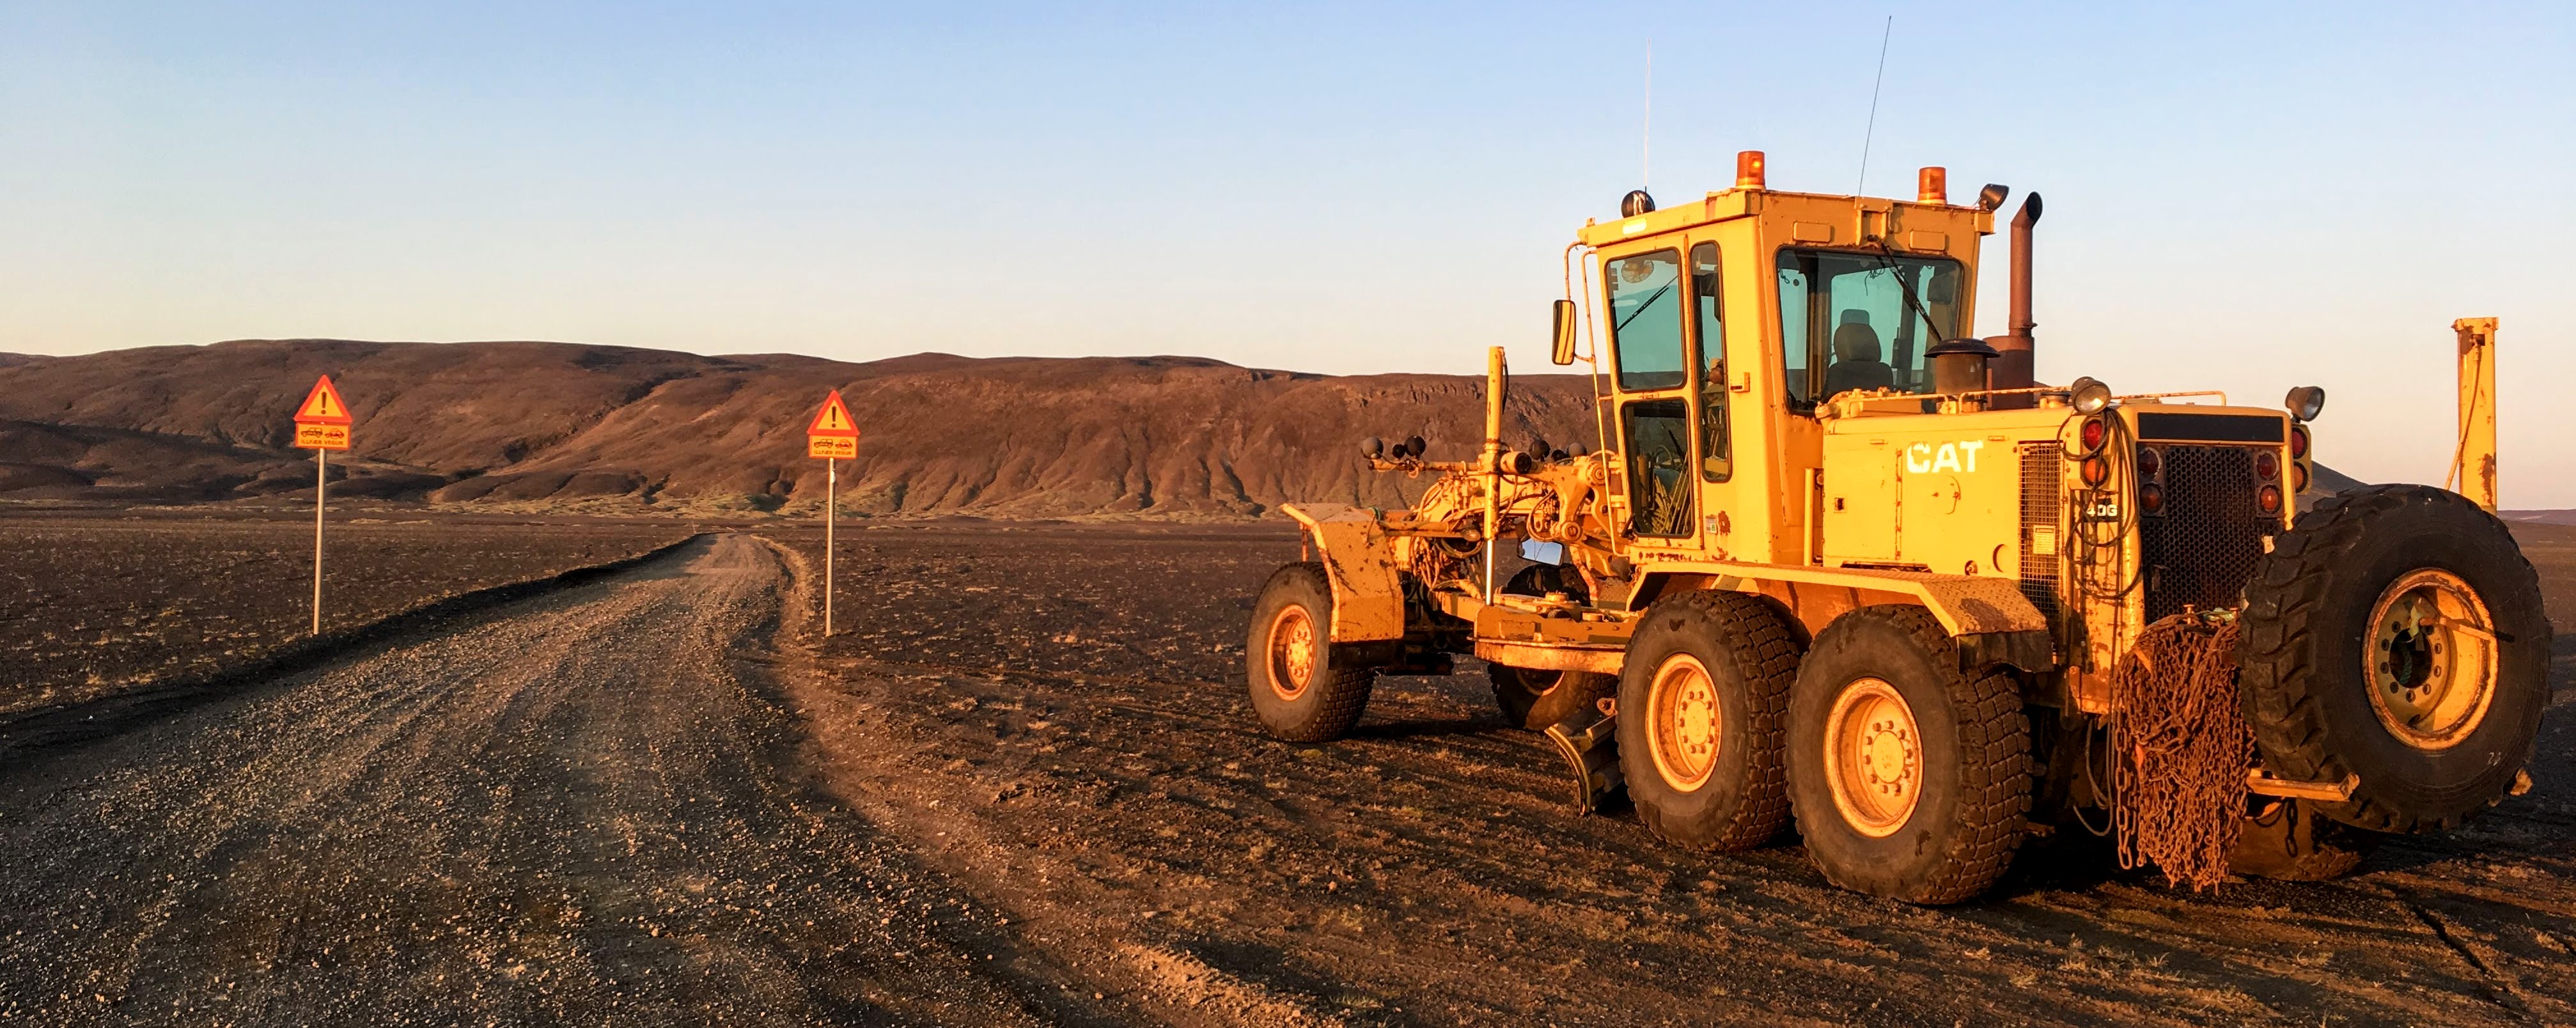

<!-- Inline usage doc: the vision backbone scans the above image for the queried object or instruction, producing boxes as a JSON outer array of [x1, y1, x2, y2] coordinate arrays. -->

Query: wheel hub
[[1825, 678, 1921, 838], [1647, 654, 1722, 791], [2366, 568, 2497, 750], [1268, 605, 1317, 701]]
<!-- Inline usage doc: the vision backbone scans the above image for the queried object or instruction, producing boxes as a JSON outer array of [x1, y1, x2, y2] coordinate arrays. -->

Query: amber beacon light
[[1736, 150, 1766, 190], [1918, 166, 1947, 204]]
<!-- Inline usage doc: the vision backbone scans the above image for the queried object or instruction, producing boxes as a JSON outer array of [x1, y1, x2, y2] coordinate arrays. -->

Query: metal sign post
[[291, 374, 354, 637], [825, 456, 836, 636], [806, 389, 861, 638], [313, 448, 326, 635]]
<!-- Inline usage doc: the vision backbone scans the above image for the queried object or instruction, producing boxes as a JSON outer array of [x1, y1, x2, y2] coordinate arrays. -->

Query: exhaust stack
[[1986, 193, 2043, 406]]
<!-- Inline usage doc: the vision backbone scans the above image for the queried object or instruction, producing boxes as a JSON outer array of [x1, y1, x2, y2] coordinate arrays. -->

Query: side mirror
[[1550, 300, 1579, 366]]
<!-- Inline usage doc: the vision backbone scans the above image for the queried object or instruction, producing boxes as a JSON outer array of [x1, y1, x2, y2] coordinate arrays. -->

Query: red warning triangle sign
[[293, 375, 354, 425], [807, 389, 859, 437]]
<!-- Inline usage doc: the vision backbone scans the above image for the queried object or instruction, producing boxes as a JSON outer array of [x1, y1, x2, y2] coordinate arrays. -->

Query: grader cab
[[1246, 153, 2550, 903]]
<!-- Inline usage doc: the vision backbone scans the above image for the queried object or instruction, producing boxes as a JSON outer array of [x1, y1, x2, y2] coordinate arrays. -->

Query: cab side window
[[1623, 398, 1694, 537], [1691, 242, 1730, 482]]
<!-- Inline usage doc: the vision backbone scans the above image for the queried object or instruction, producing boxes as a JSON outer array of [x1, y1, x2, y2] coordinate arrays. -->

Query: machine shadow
[[1346, 716, 1499, 742]]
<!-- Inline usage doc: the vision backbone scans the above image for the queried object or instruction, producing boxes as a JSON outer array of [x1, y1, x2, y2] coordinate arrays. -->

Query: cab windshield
[[1776, 249, 1965, 410]]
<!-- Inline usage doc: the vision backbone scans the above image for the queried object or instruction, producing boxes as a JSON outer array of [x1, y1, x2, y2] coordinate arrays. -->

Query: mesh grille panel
[[2139, 446, 2280, 621], [2017, 442, 2062, 627]]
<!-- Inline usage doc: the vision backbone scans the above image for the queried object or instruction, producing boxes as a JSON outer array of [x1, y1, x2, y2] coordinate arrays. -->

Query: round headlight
[[2285, 386, 2327, 423], [2069, 376, 2114, 416]]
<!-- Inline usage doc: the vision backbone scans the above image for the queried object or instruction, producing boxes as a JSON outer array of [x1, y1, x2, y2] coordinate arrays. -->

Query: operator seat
[[1820, 322, 1896, 398]]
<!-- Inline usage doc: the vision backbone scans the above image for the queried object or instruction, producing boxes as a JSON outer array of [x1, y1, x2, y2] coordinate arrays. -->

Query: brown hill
[[0, 339, 1604, 518]]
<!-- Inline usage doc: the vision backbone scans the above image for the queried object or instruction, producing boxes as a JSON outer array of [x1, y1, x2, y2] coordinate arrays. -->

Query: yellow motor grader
[[1245, 153, 2549, 903]]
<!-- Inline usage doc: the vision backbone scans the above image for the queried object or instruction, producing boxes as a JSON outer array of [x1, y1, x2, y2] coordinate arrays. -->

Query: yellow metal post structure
[[2451, 317, 2499, 511], [312, 448, 325, 636], [1482, 347, 1506, 602]]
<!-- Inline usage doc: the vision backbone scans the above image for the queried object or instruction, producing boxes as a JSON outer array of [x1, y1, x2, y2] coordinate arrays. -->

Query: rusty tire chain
[[2109, 613, 2251, 891]]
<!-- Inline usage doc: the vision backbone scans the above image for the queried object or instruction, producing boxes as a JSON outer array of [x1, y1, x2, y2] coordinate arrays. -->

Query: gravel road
[[0, 535, 1093, 1025]]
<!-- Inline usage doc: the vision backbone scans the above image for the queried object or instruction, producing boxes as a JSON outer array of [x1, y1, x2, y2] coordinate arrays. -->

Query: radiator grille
[[2017, 442, 2062, 627], [2139, 446, 2281, 621]]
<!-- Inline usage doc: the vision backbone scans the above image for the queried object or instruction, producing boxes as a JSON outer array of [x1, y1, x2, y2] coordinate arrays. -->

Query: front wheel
[[1245, 563, 1377, 742], [1788, 606, 2031, 905]]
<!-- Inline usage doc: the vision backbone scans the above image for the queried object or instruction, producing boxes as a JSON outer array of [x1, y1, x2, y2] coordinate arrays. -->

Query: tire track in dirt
[[0, 534, 1111, 1025], [760, 524, 2576, 1027]]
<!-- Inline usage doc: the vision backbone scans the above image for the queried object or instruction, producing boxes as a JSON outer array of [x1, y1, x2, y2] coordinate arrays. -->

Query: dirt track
[[3, 527, 2571, 1027], [0, 536, 1089, 1025]]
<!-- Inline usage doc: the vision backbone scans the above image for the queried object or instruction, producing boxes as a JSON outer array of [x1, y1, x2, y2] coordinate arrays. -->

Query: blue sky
[[3, 3, 2570, 503]]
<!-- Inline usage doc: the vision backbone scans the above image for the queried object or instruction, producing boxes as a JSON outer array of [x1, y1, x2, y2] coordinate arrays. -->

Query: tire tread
[[1625, 590, 1803, 852], [1790, 606, 2031, 905], [1247, 563, 1378, 743]]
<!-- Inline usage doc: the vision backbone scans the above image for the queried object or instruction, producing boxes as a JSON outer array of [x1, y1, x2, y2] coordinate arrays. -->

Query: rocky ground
[[0, 519, 2567, 1026], [0, 511, 695, 715], [762, 521, 2576, 1027]]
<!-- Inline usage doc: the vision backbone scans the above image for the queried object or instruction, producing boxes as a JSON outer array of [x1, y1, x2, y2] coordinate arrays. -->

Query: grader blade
[[1543, 705, 1622, 816]]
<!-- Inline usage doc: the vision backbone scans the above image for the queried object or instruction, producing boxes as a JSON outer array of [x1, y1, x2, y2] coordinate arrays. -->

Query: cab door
[[1683, 240, 1745, 559], [1601, 247, 1701, 552]]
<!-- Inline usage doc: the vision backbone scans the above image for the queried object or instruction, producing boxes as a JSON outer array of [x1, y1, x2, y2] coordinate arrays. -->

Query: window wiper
[[1615, 282, 1676, 332], [1871, 244, 1947, 346]]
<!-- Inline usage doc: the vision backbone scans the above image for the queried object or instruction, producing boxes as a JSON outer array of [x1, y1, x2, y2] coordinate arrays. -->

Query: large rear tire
[[2237, 485, 2551, 832], [1245, 563, 1377, 742], [1788, 606, 2031, 905], [1614, 591, 1803, 852]]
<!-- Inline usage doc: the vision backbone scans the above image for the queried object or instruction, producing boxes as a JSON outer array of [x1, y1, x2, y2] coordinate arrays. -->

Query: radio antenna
[[1641, 41, 1653, 190], [1855, 15, 1892, 196]]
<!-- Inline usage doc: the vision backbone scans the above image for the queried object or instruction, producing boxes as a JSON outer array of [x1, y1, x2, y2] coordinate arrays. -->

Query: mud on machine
[[1244, 155, 2547, 903]]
